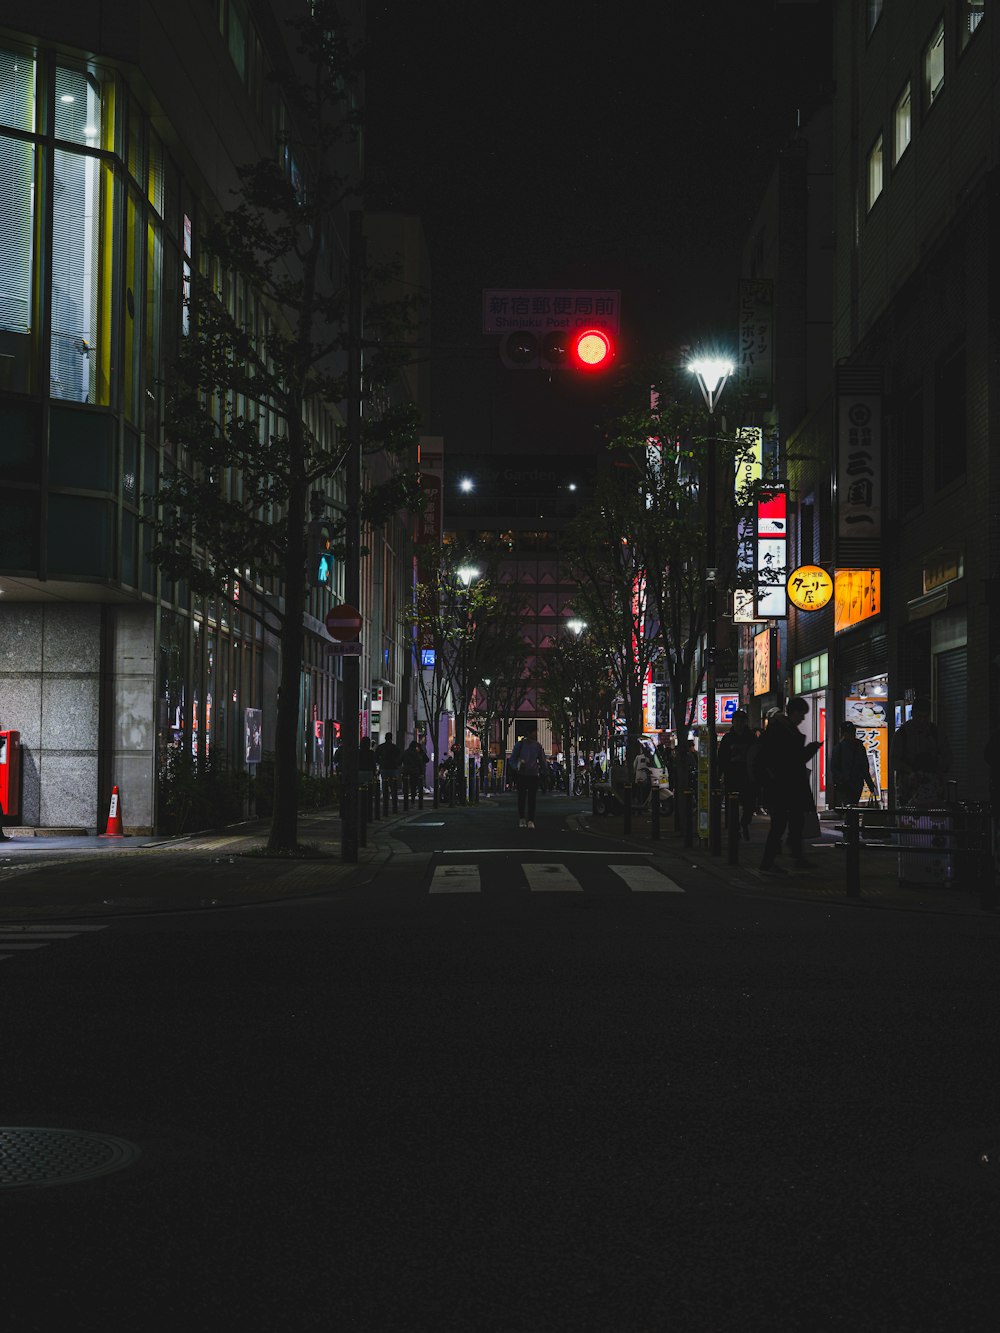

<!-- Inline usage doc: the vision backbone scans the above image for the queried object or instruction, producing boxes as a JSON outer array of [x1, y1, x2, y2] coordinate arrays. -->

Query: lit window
[[867, 133, 883, 211], [924, 19, 945, 108], [893, 83, 911, 164], [867, 0, 883, 36], [960, 0, 985, 52]]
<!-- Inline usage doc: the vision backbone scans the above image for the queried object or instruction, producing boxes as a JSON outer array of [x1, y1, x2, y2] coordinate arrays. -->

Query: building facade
[[0, 2, 422, 831]]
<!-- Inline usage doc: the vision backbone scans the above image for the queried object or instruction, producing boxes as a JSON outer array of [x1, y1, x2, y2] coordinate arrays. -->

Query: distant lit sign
[[420, 648, 436, 668], [834, 568, 881, 634], [787, 564, 833, 612], [755, 487, 788, 618], [696, 692, 740, 725], [753, 629, 771, 696]]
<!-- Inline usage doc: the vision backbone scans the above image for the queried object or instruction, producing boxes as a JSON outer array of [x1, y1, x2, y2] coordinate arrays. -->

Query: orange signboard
[[834, 568, 881, 634]]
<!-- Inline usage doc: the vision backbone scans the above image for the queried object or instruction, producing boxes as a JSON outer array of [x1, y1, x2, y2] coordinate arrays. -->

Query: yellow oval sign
[[787, 564, 833, 612]]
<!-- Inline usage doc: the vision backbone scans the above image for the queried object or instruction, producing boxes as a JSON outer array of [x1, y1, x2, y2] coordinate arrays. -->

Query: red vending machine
[[0, 730, 21, 820]]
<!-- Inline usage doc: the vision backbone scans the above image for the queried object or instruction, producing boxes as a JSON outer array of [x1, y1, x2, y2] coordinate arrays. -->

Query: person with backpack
[[509, 724, 546, 829], [891, 697, 950, 807]]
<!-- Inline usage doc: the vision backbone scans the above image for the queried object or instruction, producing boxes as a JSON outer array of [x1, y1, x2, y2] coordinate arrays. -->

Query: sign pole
[[341, 211, 364, 863]]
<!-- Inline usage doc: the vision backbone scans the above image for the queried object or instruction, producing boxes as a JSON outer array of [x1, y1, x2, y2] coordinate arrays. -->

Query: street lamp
[[688, 356, 734, 857], [565, 618, 587, 795]]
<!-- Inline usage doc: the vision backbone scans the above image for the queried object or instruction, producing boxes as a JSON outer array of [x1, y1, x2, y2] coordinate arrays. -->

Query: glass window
[[893, 83, 911, 164], [924, 19, 945, 108], [47, 494, 113, 577], [228, 0, 248, 82], [867, 133, 883, 210], [960, 1, 985, 52], [0, 135, 36, 392], [55, 66, 103, 149], [0, 47, 35, 132], [51, 149, 115, 405], [49, 405, 114, 491]]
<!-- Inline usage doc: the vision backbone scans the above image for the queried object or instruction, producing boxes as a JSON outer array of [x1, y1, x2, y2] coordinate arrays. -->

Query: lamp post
[[566, 618, 587, 796], [455, 564, 480, 804], [688, 357, 733, 857]]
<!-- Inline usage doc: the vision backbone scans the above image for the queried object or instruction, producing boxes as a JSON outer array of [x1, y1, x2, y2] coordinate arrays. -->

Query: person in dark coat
[[375, 730, 403, 805], [757, 697, 821, 875], [402, 737, 430, 802], [717, 709, 755, 840], [829, 721, 877, 809]]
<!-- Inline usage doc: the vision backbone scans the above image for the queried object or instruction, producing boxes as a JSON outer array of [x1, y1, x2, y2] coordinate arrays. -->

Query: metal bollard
[[650, 786, 660, 840], [383, 775, 390, 816], [845, 806, 861, 897], [683, 786, 694, 848], [727, 788, 740, 866], [623, 783, 633, 835], [469, 757, 477, 806], [359, 784, 368, 847]]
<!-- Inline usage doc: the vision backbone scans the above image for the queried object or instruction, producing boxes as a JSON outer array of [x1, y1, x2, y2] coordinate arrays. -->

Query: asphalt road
[[4, 795, 1000, 1331]]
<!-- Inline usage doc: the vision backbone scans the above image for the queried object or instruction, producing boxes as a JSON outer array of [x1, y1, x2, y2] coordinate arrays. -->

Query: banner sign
[[737, 279, 773, 404], [755, 486, 788, 618], [836, 374, 882, 538]]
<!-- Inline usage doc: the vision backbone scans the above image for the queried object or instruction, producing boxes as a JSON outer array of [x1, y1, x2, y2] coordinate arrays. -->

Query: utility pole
[[341, 210, 365, 862]]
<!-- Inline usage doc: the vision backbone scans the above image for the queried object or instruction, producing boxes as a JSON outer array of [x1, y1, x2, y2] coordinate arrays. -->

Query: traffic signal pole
[[341, 210, 365, 863]]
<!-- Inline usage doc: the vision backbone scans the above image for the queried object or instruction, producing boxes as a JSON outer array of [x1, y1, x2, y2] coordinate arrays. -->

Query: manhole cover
[[0, 1127, 141, 1188]]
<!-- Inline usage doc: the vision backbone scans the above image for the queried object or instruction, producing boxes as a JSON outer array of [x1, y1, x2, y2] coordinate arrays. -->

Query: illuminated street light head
[[458, 476, 475, 493], [688, 357, 734, 413], [456, 565, 480, 587], [566, 618, 587, 635]]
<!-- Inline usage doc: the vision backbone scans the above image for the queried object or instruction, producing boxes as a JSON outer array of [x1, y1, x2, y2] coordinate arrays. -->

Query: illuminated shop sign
[[787, 564, 833, 612], [753, 628, 771, 696], [755, 486, 788, 619], [834, 568, 881, 634]]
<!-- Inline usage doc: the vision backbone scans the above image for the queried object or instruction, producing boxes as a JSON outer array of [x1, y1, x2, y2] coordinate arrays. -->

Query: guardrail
[[839, 802, 996, 910]]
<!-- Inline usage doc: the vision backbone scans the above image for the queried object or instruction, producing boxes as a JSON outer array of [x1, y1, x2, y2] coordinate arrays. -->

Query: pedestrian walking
[[509, 724, 547, 829], [375, 730, 403, 807], [757, 697, 821, 875], [891, 698, 951, 807], [717, 708, 755, 840], [402, 737, 429, 803], [829, 721, 877, 809]]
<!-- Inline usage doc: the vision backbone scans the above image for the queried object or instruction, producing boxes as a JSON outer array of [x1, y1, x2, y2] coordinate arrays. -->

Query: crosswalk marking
[[609, 865, 686, 893], [0, 922, 108, 962], [426, 862, 687, 895], [429, 864, 481, 894], [523, 863, 583, 893]]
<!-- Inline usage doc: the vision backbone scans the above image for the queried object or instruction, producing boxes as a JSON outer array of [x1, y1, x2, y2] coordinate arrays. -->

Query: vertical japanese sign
[[837, 385, 882, 538], [737, 279, 773, 404], [834, 569, 881, 633], [755, 486, 788, 618], [734, 427, 763, 623]]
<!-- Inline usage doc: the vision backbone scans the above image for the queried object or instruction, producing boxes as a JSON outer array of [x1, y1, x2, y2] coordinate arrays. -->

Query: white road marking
[[609, 864, 686, 893], [523, 863, 583, 893], [429, 864, 481, 894]]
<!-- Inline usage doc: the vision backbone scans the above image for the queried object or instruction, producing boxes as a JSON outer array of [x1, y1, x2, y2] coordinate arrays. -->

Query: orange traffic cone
[[101, 784, 125, 837]]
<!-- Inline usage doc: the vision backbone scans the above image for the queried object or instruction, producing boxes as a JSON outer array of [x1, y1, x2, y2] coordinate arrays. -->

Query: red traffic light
[[572, 328, 613, 370]]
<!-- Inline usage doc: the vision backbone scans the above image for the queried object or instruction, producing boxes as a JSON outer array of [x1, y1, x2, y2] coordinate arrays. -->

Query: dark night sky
[[364, 1, 832, 456]]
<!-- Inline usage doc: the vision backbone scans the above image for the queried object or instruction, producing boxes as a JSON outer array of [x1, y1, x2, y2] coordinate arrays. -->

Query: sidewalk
[[0, 805, 409, 921], [574, 802, 998, 917]]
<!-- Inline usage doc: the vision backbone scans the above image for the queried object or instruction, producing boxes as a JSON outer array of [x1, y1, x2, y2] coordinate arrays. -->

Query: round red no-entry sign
[[325, 603, 363, 641]]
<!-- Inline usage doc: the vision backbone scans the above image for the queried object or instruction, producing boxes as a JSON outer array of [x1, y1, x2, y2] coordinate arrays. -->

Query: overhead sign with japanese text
[[482, 289, 620, 334], [834, 568, 881, 634]]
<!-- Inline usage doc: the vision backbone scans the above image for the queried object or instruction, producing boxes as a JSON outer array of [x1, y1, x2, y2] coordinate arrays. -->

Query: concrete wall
[[0, 604, 101, 828]]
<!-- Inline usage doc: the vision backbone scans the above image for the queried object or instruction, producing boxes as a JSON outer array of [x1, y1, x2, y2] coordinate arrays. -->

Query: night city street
[[4, 798, 1000, 1331]]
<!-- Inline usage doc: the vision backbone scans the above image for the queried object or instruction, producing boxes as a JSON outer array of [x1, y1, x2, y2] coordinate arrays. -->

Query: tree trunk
[[269, 496, 307, 853]]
